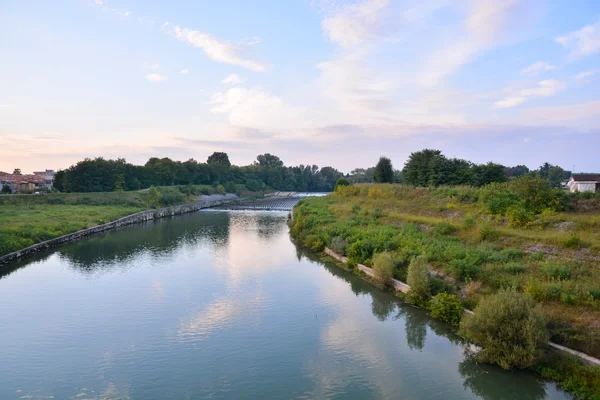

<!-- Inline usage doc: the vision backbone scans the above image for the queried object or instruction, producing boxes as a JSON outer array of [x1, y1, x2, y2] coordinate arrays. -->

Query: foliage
[[407, 255, 430, 301], [330, 236, 347, 255], [460, 289, 548, 369], [206, 151, 231, 167], [373, 157, 394, 183], [534, 353, 600, 400], [335, 177, 350, 190], [373, 252, 395, 286], [429, 293, 463, 325]]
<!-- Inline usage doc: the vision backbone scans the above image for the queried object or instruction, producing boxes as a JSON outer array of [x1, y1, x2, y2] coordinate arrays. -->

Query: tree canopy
[[373, 157, 394, 183]]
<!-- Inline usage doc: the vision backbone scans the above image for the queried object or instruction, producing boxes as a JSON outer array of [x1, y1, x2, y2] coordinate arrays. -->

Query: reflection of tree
[[370, 292, 396, 322], [426, 318, 462, 346], [459, 356, 547, 400], [404, 310, 427, 351], [256, 214, 287, 240]]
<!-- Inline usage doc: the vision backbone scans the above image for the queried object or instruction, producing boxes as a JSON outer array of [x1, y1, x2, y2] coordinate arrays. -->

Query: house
[[567, 174, 600, 193], [0, 173, 46, 193], [33, 169, 55, 190]]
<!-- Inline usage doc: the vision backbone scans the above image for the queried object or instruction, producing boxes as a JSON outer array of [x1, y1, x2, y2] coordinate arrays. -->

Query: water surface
[[0, 211, 571, 399]]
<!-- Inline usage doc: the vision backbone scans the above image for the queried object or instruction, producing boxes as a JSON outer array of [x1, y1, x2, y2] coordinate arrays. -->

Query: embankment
[[0, 198, 236, 265]]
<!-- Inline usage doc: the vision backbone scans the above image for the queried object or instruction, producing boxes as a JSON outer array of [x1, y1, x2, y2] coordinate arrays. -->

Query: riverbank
[[0, 187, 244, 262], [290, 184, 600, 399]]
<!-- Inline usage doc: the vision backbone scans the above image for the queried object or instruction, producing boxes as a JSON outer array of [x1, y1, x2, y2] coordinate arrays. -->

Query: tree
[[407, 255, 430, 302], [504, 165, 529, 178], [373, 157, 394, 183], [373, 252, 395, 287], [207, 152, 231, 167], [1, 185, 12, 194], [256, 153, 283, 168], [403, 149, 444, 186], [460, 289, 547, 369], [13, 168, 21, 175], [471, 162, 506, 186], [335, 177, 350, 190], [547, 166, 565, 187]]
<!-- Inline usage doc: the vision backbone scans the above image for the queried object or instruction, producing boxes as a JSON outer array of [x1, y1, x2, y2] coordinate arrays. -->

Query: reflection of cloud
[[177, 293, 263, 342]]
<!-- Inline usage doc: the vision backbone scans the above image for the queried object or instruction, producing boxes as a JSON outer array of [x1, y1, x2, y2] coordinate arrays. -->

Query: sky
[[1, 0, 600, 174]]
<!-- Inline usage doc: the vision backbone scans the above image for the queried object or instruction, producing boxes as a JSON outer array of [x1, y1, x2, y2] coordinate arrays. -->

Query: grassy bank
[[290, 182, 600, 398], [0, 184, 240, 257]]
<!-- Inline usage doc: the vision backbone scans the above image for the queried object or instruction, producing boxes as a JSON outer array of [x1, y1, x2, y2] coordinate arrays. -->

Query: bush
[[433, 222, 457, 236], [407, 255, 430, 301], [224, 181, 237, 193], [460, 289, 548, 369], [215, 185, 226, 195], [330, 236, 346, 255], [478, 223, 499, 242], [351, 204, 361, 213], [462, 215, 476, 230], [373, 252, 395, 287], [200, 187, 211, 195], [564, 233, 585, 249], [429, 293, 463, 325], [449, 259, 481, 281], [335, 177, 350, 190], [502, 262, 525, 274], [500, 248, 524, 260], [541, 262, 572, 280], [372, 208, 383, 220], [303, 234, 325, 252]]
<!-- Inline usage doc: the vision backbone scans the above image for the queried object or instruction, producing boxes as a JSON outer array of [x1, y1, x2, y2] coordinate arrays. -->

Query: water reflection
[[0, 210, 571, 400]]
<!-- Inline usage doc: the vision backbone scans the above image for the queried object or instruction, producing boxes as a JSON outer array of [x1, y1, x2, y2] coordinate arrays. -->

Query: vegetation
[[407, 255, 430, 303], [429, 293, 463, 326], [460, 289, 548, 369], [0, 184, 237, 257], [51, 152, 343, 193], [290, 178, 600, 394], [372, 252, 395, 287], [373, 157, 394, 183]]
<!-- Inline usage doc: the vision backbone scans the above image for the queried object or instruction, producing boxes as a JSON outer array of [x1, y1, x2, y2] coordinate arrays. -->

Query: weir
[[213, 192, 329, 211]]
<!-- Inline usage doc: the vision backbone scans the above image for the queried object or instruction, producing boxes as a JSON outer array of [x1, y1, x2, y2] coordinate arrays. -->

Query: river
[[0, 210, 572, 399]]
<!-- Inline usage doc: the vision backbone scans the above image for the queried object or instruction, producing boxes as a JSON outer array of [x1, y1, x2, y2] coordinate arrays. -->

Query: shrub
[[224, 181, 237, 193], [449, 259, 481, 281], [351, 204, 361, 213], [368, 187, 382, 198], [462, 215, 476, 230], [303, 234, 325, 252], [372, 208, 383, 220], [478, 223, 499, 242], [460, 289, 548, 369], [407, 255, 430, 301], [373, 252, 395, 287], [506, 206, 535, 227], [564, 233, 586, 249], [502, 262, 525, 274], [433, 222, 457, 236], [541, 262, 572, 280], [500, 248, 524, 260], [335, 177, 350, 190], [330, 236, 346, 255], [215, 185, 226, 195], [200, 187, 211, 195], [429, 293, 463, 326]]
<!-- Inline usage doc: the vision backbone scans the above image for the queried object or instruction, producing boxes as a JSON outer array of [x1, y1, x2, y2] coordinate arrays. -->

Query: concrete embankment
[[0, 198, 237, 265], [323, 247, 600, 366]]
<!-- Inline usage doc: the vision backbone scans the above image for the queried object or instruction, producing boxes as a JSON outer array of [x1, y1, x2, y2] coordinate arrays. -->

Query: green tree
[[207, 152, 231, 167], [335, 177, 350, 190], [403, 149, 444, 186], [256, 153, 283, 168], [460, 289, 547, 369], [373, 252, 395, 287], [407, 255, 430, 302], [373, 157, 394, 183], [13, 168, 22, 175], [146, 186, 162, 208], [547, 165, 565, 187]]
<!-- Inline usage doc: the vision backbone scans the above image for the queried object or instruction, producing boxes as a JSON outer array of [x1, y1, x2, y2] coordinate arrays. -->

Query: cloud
[[209, 87, 307, 131], [321, 0, 391, 48], [521, 61, 555, 77], [555, 19, 600, 59], [165, 24, 267, 72], [495, 79, 567, 108], [180, 68, 189, 74], [146, 73, 167, 82], [523, 137, 531, 143], [222, 73, 246, 85], [145, 63, 159, 70], [575, 70, 598, 84], [419, 0, 525, 86], [520, 100, 600, 122]]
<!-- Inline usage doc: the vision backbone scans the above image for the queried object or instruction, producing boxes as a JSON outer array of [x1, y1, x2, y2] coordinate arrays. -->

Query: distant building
[[33, 169, 55, 190], [567, 174, 600, 193], [0, 173, 47, 193]]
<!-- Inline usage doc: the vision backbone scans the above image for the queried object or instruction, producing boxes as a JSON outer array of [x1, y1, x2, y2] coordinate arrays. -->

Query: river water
[[0, 211, 572, 400]]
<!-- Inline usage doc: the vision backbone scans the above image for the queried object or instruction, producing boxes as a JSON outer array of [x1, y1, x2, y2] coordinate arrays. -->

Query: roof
[[0, 174, 45, 184], [571, 174, 600, 182]]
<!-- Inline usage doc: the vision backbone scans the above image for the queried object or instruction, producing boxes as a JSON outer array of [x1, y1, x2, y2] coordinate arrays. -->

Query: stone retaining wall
[[0, 198, 236, 265], [323, 247, 600, 366]]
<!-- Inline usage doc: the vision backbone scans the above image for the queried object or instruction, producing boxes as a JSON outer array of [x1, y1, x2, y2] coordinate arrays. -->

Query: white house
[[567, 174, 600, 193]]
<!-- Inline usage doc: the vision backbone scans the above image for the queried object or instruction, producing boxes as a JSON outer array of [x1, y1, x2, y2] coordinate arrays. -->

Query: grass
[[0, 184, 238, 257]]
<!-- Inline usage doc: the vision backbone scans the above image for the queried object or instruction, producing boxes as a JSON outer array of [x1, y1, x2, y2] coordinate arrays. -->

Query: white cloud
[[419, 0, 524, 86], [575, 70, 598, 84], [321, 0, 390, 48], [521, 61, 555, 77], [146, 73, 168, 82], [145, 63, 159, 70], [210, 87, 307, 131], [180, 68, 189, 74], [495, 79, 567, 108], [167, 25, 267, 72], [222, 73, 246, 85], [555, 19, 600, 59]]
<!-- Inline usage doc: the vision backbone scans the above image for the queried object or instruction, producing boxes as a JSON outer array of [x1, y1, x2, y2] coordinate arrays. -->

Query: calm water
[[0, 211, 571, 400]]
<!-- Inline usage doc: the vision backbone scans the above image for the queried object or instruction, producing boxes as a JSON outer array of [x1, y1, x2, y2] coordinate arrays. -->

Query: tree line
[[53, 152, 344, 193], [366, 149, 571, 187]]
